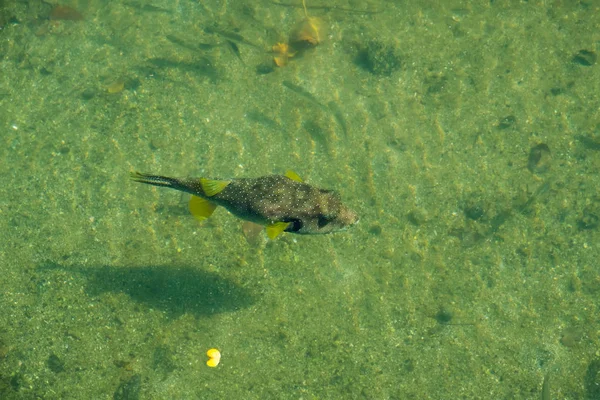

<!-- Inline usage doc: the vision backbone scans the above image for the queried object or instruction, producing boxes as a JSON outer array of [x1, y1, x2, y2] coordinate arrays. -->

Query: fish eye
[[284, 219, 303, 232]]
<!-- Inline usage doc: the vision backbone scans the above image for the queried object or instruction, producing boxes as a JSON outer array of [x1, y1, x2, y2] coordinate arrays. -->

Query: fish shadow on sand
[[38, 262, 255, 318]]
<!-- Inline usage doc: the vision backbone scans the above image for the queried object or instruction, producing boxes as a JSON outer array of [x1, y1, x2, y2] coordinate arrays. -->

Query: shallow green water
[[1, 0, 599, 399]]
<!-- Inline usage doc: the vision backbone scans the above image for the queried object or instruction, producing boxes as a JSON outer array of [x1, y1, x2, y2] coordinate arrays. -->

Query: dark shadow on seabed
[[37, 262, 255, 317]]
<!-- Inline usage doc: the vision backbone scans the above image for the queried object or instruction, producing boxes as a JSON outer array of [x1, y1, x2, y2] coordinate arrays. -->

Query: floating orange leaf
[[49, 5, 84, 21], [106, 80, 125, 94], [291, 16, 324, 46], [242, 221, 263, 246], [290, 0, 324, 47], [272, 42, 296, 67]]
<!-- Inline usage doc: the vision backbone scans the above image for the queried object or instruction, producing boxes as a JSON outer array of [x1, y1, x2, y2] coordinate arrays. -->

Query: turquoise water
[[1, 0, 599, 398]]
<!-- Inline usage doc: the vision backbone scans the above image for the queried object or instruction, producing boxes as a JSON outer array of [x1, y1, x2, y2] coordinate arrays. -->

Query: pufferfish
[[131, 170, 359, 239]]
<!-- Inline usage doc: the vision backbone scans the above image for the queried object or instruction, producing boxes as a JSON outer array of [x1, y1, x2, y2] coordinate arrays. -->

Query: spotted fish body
[[131, 171, 358, 238]]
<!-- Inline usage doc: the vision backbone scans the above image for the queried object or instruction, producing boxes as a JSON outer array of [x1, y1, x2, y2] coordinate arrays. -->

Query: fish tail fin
[[130, 172, 188, 191], [131, 172, 218, 222]]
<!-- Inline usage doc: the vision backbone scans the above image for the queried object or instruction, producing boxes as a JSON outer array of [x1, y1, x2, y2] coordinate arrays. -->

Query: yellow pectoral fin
[[266, 221, 291, 239], [284, 170, 303, 182], [189, 195, 217, 222], [200, 178, 230, 197]]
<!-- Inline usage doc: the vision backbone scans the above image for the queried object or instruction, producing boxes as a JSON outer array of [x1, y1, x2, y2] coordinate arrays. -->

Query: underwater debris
[[113, 374, 142, 400], [290, 16, 323, 46], [106, 79, 125, 94], [496, 115, 516, 130], [49, 5, 84, 21], [354, 40, 401, 76], [560, 326, 583, 347], [463, 198, 485, 221], [290, 0, 325, 48], [80, 87, 96, 100], [576, 133, 600, 151], [47, 354, 65, 373], [585, 359, 600, 400], [572, 49, 597, 66], [242, 221, 263, 245], [527, 143, 551, 174], [272, 42, 296, 67], [578, 208, 599, 230], [256, 64, 275, 74], [272, 0, 324, 67]]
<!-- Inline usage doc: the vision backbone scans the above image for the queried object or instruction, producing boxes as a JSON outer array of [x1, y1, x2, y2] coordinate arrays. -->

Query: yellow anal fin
[[266, 221, 291, 239], [200, 178, 230, 197], [284, 170, 303, 182], [189, 195, 217, 222]]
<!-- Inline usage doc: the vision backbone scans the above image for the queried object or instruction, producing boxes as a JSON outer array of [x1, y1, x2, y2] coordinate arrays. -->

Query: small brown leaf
[[50, 5, 84, 21]]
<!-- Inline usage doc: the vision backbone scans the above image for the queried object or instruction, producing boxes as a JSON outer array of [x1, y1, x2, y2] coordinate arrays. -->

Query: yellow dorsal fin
[[285, 170, 303, 182], [200, 178, 230, 197], [266, 221, 291, 239], [189, 195, 217, 222]]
